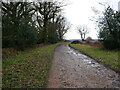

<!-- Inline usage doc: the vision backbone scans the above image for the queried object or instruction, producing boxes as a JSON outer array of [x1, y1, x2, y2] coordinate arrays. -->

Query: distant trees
[[76, 25, 89, 41], [97, 6, 120, 49], [2, 1, 70, 50]]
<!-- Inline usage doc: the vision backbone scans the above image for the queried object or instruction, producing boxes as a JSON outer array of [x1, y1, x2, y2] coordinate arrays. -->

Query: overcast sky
[[62, 0, 120, 40]]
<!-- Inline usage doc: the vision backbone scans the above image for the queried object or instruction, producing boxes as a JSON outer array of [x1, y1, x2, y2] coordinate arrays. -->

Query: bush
[[71, 40, 81, 44], [85, 37, 92, 44], [2, 19, 38, 50], [103, 35, 119, 50], [86, 36, 92, 41]]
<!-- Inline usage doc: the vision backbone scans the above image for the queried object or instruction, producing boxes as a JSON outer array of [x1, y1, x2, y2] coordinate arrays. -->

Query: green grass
[[2, 42, 64, 88], [70, 44, 120, 72]]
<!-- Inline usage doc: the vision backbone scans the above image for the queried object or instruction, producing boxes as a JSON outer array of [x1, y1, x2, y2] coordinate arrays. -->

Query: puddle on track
[[67, 45, 101, 68]]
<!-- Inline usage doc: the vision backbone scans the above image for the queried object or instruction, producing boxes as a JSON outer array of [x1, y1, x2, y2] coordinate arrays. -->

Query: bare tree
[[76, 25, 89, 41], [56, 15, 71, 41], [34, 1, 62, 43]]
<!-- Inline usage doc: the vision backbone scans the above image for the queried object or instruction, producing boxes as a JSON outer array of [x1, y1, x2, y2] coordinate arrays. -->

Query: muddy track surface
[[47, 43, 120, 88]]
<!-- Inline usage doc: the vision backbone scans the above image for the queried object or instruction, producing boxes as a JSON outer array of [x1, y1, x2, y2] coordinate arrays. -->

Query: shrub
[[103, 35, 119, 50], [86, 37, 92, 44]]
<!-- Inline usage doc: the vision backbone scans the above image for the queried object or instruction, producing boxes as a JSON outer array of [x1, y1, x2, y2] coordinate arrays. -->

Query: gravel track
[[47, 43, 120, 88]]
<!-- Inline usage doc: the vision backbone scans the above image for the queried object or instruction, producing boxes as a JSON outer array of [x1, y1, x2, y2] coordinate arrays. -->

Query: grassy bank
[[70, 44, 120, 72], [3, 42, 64, 88]]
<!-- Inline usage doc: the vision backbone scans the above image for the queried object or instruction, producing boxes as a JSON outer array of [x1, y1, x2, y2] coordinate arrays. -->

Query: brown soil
[[47, 43, 120, 88]]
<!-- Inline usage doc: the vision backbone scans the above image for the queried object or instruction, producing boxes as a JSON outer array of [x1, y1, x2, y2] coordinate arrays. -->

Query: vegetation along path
[[47, 43, 120, 88]]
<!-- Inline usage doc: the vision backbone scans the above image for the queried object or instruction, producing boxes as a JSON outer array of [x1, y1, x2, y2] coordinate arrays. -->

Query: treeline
[[98, 6, 120, 50], [2, 1, 70, 50]]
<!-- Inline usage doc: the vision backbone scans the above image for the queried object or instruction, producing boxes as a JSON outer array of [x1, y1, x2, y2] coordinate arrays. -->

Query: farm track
[[47, 43, 120, 88]]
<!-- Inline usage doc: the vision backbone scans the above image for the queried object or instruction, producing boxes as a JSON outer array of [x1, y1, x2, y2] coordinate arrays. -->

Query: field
[[70, 44, 120, 72], [2, 42, 64, 88]]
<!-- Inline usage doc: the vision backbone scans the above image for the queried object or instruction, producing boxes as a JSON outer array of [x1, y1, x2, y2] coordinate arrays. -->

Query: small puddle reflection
[[91, 63, 100, 68], [83, 59, 89, 62], [87, 61, 92, 64]]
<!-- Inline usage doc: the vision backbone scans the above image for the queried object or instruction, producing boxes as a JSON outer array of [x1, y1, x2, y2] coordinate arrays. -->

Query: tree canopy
[[98, 6, 120, 49], [2, 1, 70, 50]]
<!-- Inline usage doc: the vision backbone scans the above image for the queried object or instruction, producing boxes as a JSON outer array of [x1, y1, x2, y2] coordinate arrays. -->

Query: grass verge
[[2, 42, 64, 88], [70, 44, 120, 72]]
